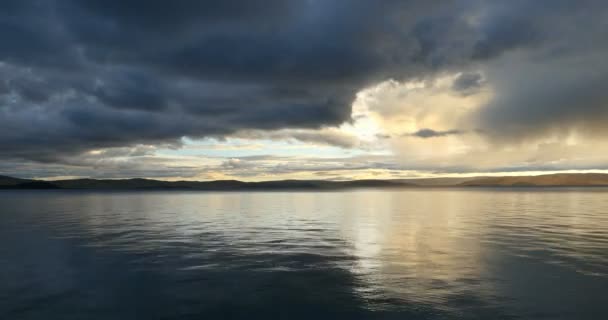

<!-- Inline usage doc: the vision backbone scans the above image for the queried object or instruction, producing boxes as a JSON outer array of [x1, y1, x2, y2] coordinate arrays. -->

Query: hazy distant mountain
[[1, 174, 608, 190], [460, 174, 608, 187], [396, 177, 481, 186]]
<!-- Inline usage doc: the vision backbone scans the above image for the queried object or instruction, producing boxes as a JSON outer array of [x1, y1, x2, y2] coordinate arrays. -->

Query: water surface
[[1, 189, 607, 319]]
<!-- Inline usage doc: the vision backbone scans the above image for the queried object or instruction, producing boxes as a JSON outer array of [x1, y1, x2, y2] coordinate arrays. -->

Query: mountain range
[[2, 173, 608, 190]]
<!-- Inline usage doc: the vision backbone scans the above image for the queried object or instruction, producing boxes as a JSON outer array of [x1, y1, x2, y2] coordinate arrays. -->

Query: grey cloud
[[408, 129, 465, 139], [0, 152, 202, 180], [90, 70, 170, 112], [452, 72, 484, 95], [475, 44, 608, 142], [469, 1, 608, 142], [232, 129, 359, 148], [221, 159, 254, 170]]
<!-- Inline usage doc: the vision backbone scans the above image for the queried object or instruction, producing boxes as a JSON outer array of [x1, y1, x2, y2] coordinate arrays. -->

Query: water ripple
[[0, 189, 607, 319]]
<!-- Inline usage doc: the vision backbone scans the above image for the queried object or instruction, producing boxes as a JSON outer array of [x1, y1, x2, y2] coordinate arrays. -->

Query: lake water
[[1, 189, 607, 319]]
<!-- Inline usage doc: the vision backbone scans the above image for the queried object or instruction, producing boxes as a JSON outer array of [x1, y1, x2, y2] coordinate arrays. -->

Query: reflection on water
[[1, 189, 607, 319]]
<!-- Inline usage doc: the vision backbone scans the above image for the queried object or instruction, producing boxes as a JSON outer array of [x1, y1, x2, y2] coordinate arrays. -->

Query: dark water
[[1, 189, 608, 319]]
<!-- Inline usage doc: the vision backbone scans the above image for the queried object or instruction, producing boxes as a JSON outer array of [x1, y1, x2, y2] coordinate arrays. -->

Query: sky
[[2, 0, 608, 181]]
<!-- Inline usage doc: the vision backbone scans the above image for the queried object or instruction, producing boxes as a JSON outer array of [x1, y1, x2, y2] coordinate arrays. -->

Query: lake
[[1, 189, 607, 319]]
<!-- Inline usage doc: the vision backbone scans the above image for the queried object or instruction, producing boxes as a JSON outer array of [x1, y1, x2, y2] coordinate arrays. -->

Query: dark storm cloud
[[89, 69, 170, 112], [1, 0, 608, 166], [0, 0, 473, 162]]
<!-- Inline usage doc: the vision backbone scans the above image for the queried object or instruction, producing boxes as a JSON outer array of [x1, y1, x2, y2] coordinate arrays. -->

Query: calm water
[[1, 189, 608, 319]]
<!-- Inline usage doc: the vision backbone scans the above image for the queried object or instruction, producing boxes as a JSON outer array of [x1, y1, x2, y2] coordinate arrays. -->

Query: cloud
[[233, 128, 359, 148], [221, 158, 254, 170], [451, 72, 484, 95], [0, 0, 497, 163], [408, 128, 465, 139], [2, 0, 608, 178], [474, 52, 608, 143], [467, 1, 608, 143]]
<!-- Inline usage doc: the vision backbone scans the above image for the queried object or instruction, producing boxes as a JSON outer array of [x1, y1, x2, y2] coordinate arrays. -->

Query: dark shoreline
[[3, 173, 608, 191]]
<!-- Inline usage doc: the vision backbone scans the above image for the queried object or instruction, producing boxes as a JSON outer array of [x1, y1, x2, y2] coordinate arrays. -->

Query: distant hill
[[396, 177, 480, 186], [0, 175, 32, 187], [53, 178, 180, 189], [460, 173, 608, 187], [1, 173, 608, 190], [0, 176, 414, 190], [0, 176, 32, 189]]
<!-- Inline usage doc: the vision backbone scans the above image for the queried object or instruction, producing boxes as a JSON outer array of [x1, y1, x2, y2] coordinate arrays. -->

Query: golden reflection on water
[[338, 191, 493, 308]]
